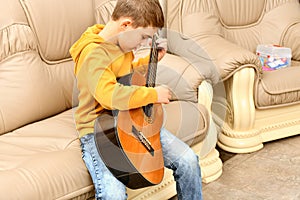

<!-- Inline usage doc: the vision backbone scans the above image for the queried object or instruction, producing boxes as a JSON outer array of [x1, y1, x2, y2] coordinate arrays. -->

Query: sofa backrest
[[95, 0, 116, 24], [167, 0, 300, 53], [0, 0, 95, 135]]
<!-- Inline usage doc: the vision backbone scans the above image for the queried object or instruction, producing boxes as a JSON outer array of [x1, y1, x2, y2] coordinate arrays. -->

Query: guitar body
[[94, 34, 164, 189], [94, 71, 164, 189]]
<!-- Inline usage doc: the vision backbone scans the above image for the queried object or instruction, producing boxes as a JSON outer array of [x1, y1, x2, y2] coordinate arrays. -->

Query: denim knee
[[177, 148, 200, 171], [80, 134, 127, 200]]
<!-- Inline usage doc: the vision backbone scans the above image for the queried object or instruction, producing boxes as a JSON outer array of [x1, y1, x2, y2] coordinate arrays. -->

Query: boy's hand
[[155, 85, 171, 104], [156, 38, 167, 61]]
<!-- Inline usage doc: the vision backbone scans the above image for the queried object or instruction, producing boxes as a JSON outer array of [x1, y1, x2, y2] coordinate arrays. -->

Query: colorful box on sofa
[[256, 44, 291, 71]]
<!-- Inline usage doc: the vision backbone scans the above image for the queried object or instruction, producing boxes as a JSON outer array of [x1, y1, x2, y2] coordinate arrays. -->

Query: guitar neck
[[146, 34, 159, 88]]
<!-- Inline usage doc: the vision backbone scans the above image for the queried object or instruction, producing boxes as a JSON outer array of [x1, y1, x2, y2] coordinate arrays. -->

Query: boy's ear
[[120, 18, 133, 30]]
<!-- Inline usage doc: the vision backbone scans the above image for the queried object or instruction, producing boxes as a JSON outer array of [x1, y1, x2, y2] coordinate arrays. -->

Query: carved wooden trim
[[231, 68, 256, 131]]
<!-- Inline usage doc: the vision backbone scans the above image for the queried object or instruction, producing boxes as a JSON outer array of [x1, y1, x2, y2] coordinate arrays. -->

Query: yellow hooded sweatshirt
[[70, 24, 158, 138]]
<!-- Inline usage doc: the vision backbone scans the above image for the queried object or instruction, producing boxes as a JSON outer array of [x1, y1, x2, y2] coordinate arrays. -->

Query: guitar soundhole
[[143, 104, 154, 124]]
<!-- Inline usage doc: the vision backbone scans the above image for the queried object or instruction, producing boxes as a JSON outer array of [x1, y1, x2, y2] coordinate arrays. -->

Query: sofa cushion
[[216, 0, 265, 27], [283, 23, 300, 61], [0, 0, 80, 135], [0, 49, 76, 135], [20, 0, 95, 63], [94, 0, 116, 24], [0, 100, 208, 199], [0, 109, 93, 200], [255, 66, 300, 109]]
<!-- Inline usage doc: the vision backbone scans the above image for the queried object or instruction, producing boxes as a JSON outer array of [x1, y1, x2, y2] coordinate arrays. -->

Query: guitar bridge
[[132, 126, 154, 156]]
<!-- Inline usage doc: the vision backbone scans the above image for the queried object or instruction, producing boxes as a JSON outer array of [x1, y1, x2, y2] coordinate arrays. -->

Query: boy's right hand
[[155, 85, 171, 104]]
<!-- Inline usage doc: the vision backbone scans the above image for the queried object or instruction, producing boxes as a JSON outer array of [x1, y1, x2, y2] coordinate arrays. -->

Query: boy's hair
[[111, 0, 164, 28]]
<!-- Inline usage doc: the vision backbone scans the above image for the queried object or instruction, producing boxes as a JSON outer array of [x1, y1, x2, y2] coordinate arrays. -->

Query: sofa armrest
[[157, 53, 206, 103], [134, 48, 211, 103], [196, 36, 262, 81], [168, 32, 262, 83], [158, 57, 221, 162]]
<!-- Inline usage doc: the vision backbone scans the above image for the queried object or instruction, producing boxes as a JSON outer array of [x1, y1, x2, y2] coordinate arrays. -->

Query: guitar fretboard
[[144, 34, 159, 118], [146, 34, 159, 88]]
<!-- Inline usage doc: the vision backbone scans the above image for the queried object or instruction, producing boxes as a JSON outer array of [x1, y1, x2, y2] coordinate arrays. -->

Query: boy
[[70, 0, 203, 199]]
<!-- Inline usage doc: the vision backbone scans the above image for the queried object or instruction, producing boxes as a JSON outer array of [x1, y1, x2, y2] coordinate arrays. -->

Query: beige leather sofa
[[0, 0, 222, 199], [166, 0, 300, 153]]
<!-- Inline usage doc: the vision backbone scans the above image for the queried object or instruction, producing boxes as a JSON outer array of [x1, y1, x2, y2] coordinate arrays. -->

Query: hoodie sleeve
[[82, 46, 158, 111]]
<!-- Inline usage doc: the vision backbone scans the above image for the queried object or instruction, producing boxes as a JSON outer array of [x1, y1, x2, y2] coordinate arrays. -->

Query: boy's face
[[117, 19, 158, 52]]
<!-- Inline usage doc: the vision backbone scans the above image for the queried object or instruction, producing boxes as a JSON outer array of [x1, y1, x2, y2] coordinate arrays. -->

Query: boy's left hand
[[156, 38, 167, 61]]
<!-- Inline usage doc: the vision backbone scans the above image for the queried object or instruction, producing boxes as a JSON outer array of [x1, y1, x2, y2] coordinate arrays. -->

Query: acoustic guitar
[[94, 34, 164, 189]]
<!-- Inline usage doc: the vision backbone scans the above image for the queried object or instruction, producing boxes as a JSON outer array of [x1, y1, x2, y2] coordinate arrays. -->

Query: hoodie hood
[[70, 24, 105, 74]]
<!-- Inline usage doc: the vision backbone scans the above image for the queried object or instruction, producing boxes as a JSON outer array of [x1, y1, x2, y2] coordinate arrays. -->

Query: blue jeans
[[80, 128, 203, 200]]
